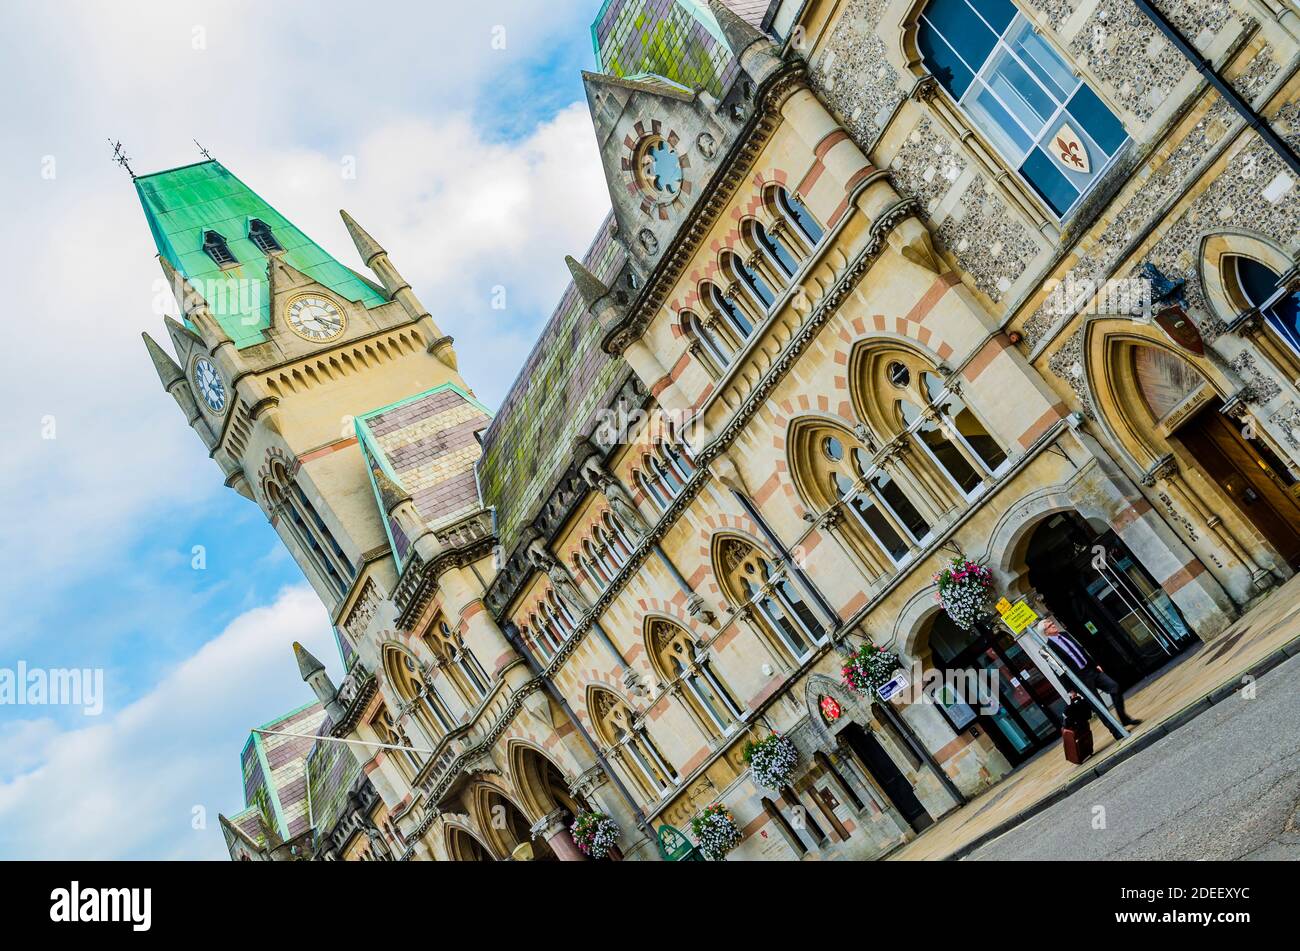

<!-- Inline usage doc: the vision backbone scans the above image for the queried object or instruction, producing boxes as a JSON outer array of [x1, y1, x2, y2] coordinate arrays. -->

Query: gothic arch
[[507, 740, 585, 825], [642, 614, 697, 684], [444, 820, 495, 862], [847, 336, 956, 443], [802, 673, 869, 748], [1082, 318, 1233, 474], [1199, 229, 1296, 329]]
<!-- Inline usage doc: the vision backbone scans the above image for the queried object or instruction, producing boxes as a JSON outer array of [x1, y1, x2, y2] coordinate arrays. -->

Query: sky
[[0, 0, 612, 859]]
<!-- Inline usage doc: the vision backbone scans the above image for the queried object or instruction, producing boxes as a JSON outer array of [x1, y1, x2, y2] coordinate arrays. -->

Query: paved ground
[[967, 651, 1300, 860], [889, 573, 1300, 860]]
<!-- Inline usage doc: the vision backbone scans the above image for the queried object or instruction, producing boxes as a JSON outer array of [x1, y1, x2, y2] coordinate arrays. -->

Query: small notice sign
[[1001, 600, 1039, 634], [877, 671, 910, 702], [995, 597, 1012, 616]]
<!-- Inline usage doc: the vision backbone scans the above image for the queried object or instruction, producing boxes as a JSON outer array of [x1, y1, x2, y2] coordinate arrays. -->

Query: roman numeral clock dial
[[286, 295, 346, 342], [192, 357, 227, 414]]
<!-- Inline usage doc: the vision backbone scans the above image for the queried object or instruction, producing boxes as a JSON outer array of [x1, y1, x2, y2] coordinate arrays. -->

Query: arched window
[[790, 424, 931, 576], [589, 688, 678, 798], [426, 617, 490, 703], [637, 468, 668, 512], [723, 249, 776, 312], [682, 309, 732, 372], [854, 347, 1007, 503], [203, 230, 236, 266], [646, 618, 742, 735], [248, 218, 283, 254], [917, 0, 1127, 217], [756, 218, 799, 278], [715, 537, 824, 662], [771, 185, 824, 248], [604, 512, 634, 561], [1226, 255, 1300, 355], [371, 709, 421, 778], [384, 646, 454, 739], [264, 464, 353, 601], [703, 280, 753, 344]]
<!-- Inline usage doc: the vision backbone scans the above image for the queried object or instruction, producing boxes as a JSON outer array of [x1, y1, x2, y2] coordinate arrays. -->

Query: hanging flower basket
[[742, 732, 799, 790], [841, 641, 901, 696], [690, 803, 742, 860], [934, 556, 994, 630], [569, 811, 620, 860]]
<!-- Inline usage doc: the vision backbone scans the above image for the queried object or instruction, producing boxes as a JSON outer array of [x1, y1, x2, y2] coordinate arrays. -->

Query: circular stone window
[[636, 135, 683, 201], [887, 361, 911, 388], [823, 436, 844, 462]]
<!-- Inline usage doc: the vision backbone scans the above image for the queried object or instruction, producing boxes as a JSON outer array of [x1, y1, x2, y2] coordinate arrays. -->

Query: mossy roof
[[476, 213, 627, 554]]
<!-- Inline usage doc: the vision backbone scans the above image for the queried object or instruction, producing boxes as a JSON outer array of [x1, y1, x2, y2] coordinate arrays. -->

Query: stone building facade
[[138, 0, 1300, 861]]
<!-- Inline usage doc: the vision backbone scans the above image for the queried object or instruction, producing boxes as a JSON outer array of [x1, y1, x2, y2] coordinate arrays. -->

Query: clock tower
[[137, 158, 478, 623]]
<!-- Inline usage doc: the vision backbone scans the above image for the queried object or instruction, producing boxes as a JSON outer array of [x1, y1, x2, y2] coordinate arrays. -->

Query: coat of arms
[[1052, 123, 1090, 174]]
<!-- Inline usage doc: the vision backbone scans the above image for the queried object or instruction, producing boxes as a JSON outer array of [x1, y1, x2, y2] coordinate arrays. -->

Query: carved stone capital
[[1142, 453, 1179, 487]]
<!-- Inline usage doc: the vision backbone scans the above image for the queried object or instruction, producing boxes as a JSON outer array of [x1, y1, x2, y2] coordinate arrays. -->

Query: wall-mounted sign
[[819, 695, 842, 724], [877, 670, 910, 702]]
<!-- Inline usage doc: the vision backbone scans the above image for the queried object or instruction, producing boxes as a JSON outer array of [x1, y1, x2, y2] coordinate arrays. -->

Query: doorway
[[925, 612, 1062, 766], [1026, 513, 1196, 689], [1173, 398, 1300, 570], [840, 723, 932, 832]]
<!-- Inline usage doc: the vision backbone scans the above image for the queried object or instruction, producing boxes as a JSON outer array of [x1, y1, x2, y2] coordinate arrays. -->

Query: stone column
[[531, 808, 584, 861]]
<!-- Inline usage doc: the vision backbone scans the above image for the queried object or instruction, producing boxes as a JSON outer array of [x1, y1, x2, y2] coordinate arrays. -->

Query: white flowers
[[745, 733, 800, 790], [692, 803, 742, 860]]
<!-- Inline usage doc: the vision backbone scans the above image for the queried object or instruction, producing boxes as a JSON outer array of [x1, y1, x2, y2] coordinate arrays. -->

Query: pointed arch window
[[203, 230, 237, 266], [372, 709, 422, 778], [682, 309, 732, 373], [705, 281, 753, 343], [265, 464, 353, 601], [1227, 255, 1300, 355], [426, 617, 490, 703], [248, 218, 283, 254], [917, 0, 1128, 218], [385, 647, 454, 739], [647, 619, 742, 735], [717, 538, 824, 663], [724, 249, 776, 312], [590, 689, 678, 798]]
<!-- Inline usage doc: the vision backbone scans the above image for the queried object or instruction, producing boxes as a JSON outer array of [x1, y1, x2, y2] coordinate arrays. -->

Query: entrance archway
[[473, 786, 557, 862], [1024, 511, 1197, 689], [511, 745, 600, 860]]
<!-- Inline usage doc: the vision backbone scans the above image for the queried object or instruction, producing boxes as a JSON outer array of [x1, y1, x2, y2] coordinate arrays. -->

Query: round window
[[823, 436, 844, 461], [636, 136, 683, 201], [887, 361, 911, 388]]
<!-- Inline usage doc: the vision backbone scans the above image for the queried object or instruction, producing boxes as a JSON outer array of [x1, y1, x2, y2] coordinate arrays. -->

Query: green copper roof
[[135, 160, 388, 348], [591, 0, 739, 98]]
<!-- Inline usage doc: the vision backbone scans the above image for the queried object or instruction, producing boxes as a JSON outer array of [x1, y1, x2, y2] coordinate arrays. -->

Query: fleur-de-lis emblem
[[1052, 123, 1091, 174]]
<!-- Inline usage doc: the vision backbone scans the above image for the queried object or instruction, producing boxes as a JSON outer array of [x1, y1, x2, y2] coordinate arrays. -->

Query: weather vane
[[108, 138, 135, 178], [194, 139, 213, 161]]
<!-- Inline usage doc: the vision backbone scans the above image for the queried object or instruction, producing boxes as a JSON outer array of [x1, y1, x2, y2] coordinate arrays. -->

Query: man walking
[[1039, 616, 1142, 740]]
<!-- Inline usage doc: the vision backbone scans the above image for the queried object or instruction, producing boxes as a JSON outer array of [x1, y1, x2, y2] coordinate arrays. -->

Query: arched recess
[[381, 642, 453, 743], [586, 685, 678, 799], [1087, 320, 1300, 573], [508, 741, 588, 826], [470, 782, 557, 861], [445, 822, 496, 862]]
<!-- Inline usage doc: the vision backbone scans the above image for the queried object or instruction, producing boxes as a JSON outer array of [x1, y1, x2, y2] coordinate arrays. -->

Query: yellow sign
[[994, 597, 1012, 616], [1001, 601, 1039, 634]]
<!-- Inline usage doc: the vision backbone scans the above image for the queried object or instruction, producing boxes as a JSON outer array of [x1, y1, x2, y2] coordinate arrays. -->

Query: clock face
[[193, 357, 227, 413], [286, 295, 345, 342]]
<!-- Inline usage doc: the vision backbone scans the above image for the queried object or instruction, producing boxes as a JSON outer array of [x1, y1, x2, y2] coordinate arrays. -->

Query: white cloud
[[0, 586, 338, 860]]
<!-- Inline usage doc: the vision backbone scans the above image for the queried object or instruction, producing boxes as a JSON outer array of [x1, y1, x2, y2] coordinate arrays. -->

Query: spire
[[293, 641, 325, 680], [142, 331, 184, 388], [708, 0, 766, 57], [372, 465, 412, 516], [565, 255, 611, 310], [339, 209, 385, 267]]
